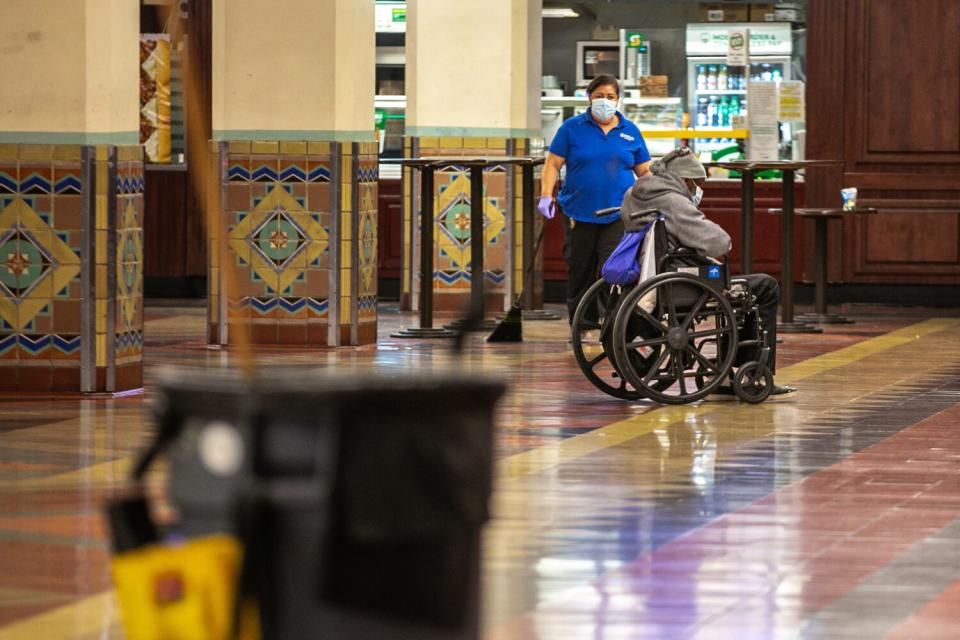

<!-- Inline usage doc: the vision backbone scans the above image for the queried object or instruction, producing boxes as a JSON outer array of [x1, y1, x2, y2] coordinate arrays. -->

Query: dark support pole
[[740, 169, 755, 274], [776, 173, 820, 333], [392, 161, 456, 338], [814, 218, 828, 317], [419, 166, 436, 329], [793, 213, 854, 325], [521, 163, 534, 310], [508, 159, 559, 322], [470, 164, 485, 316], [780, 169, 795, 322]]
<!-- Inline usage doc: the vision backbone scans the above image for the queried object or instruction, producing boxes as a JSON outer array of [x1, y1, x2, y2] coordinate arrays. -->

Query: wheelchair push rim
[[611, 272, 738, 405], [571, 279, 644, 400]]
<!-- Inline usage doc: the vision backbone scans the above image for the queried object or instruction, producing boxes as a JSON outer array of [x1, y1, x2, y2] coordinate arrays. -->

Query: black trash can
[[151, 366, 505, 640]]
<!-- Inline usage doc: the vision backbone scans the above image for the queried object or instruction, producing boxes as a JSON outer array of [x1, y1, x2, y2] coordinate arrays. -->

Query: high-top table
[[713, 159, 842, 334], [383, 156, 545, 338], [790, 207, 878, 324]]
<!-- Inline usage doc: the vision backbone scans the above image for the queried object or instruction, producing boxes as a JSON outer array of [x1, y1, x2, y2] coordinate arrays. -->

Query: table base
[[443, 318, 500, 331], [390, 327, 459, 339], [496, 310, 563, 321], [795, 313, 855, 325], [777, 321, 824, 334]]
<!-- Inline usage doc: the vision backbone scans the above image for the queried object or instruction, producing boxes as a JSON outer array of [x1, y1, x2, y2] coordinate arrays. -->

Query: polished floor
[[1, 301, 959, 639]]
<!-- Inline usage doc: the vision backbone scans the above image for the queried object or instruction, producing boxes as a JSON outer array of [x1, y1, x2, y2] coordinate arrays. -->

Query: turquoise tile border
[[213, 129, 376, 142], [0, 131, 139, 144]]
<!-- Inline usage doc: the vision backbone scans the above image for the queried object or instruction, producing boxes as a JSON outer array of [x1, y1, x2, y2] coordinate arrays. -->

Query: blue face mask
[[692, 185, 704, 206], [590, 98, 617, 122]]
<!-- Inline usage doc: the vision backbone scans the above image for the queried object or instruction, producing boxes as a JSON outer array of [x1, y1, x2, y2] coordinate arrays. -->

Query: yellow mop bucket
[[105, 440, 259, 640], [110, 533, 251, 640]]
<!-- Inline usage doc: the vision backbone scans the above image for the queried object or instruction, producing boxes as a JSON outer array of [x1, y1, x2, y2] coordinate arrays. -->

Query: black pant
[[563, 217, 624, 322], [741, 273, 779, 373]]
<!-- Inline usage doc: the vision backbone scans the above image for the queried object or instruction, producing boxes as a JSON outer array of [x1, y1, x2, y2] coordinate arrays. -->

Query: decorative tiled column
[[401, 137, 529, 312], [0, 0, 142, 392], [403, 0, 543, 312], [0, 144, 144, 392], [209, 0, 377, 346], [208, 140, 378, 346]]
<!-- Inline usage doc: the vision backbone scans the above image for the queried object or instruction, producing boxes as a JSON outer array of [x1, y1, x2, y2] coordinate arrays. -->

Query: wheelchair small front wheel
[[733, 361, 773, 404]]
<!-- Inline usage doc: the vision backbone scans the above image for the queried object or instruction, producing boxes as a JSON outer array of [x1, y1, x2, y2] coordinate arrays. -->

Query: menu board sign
[[686, 23, 792, 56]]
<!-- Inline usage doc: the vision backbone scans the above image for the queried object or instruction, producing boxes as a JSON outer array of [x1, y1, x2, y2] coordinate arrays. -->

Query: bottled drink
[[717, 64, 727, 91], [707, 65, 717, 90], [707, 97, 719, 126], [697, 97, 708, 127], [730, 96, 740, 117], [772, 68, 782, 83], [719, 96, 730, 127], [760, 63, 772, 81], [696, 65, 706, 91]]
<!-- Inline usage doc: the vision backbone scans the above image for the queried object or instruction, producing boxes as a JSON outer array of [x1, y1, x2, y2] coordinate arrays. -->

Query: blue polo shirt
[[549, 110, 650, 224]]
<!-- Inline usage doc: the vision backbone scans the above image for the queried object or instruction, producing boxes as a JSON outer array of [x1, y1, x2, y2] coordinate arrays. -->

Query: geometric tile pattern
[[227, 186, 328, 294], [402, 136, 523, 312], [210, 139, 377, 347], [0, 199, 81, 331], [355, 146, 378, 335], [116, 199, 142, 329], [435, 171, 506, 274], [0, 143, 143, 392]]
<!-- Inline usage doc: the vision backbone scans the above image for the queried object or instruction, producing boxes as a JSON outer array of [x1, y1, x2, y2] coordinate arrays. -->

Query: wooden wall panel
[[864, 0, 960, 154], [807, 0, 960, 285], [143, 168, 188, 278], [863, 213, 959, 265], [377, 179, 403, 278]]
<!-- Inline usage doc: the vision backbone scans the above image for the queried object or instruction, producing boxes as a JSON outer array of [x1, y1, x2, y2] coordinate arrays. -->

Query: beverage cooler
[[685, 23, 793, 157]]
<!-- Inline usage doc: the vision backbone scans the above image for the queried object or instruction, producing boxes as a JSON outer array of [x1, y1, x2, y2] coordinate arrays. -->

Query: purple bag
[[601, 219, 656, 286]]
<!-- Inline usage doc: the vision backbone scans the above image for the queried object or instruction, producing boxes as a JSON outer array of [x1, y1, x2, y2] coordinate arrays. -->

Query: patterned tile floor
[[0, 301, 959, 639]]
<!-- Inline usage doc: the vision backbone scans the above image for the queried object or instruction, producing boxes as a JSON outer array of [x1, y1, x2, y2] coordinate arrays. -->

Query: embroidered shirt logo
[[619, 132, 635, 142]]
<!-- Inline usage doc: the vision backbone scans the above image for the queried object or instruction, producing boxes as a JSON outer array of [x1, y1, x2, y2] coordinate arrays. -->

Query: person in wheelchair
[[619, 147, 796, 396]]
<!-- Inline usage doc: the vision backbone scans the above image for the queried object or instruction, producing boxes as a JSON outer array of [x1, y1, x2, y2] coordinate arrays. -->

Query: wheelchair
[[571, 207, 775, 405]]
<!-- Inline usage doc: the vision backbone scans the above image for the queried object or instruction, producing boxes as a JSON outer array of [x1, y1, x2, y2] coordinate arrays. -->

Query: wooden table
[[382, 156, 545, 337], [714, 159, 842, 333]]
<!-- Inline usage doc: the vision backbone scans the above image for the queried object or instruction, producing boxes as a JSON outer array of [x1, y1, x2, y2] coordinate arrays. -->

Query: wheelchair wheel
[[733, 361, 773, 404], [611, 272, 738, 405], [571, 279, 643, 400]]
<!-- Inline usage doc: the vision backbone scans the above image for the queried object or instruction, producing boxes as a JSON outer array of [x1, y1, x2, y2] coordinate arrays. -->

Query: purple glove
[[538, 196, 555, 219]]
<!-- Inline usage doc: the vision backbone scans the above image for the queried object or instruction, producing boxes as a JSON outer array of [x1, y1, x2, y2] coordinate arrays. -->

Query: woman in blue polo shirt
[[539, 74, 652, 322]]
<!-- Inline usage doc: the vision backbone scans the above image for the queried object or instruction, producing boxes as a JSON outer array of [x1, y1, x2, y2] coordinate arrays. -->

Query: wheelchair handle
[[594, 207, 621, 218]]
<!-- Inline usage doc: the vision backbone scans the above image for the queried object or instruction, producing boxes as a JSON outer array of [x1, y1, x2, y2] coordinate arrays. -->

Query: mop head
[[486, 304, 523, 342]]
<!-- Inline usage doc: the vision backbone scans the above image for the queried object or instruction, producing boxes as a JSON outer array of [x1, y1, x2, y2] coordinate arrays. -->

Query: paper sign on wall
[[747, 81, 778, 125], [746, 81, 779, 160], [778, 80, 805, 122], [726, 28, 749, 66]]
